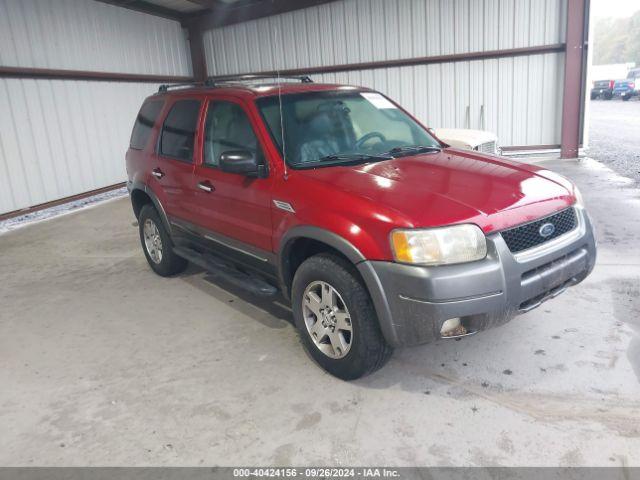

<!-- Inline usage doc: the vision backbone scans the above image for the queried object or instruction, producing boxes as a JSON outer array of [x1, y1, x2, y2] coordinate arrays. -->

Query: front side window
[[257, 90, 440, 168], [160, 99, 201, 162], [130, 100, 163, 150], [203, 101, 262, 167]]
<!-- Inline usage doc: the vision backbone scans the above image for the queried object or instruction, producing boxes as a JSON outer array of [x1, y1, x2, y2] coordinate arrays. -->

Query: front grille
[[501, 208, 577, 253], [478, 141, 496, 154]]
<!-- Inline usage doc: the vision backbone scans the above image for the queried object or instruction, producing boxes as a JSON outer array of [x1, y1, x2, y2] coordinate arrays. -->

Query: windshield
[[256, 90, 441, 168]]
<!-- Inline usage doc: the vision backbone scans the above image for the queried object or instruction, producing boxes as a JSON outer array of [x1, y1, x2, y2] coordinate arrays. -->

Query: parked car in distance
[[126, 76, 597, 380], [613, 78, 638, 101], [590, 79, 615, 100], [431, 128, 499, 155]]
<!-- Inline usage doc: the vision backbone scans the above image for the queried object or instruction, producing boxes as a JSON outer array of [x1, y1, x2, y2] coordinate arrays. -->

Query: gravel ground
[[588, 98, 640, 183]]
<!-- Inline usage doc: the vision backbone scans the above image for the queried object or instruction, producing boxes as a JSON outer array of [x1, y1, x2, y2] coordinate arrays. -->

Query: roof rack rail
[[158, 74, 313, 93], [157, 82, 204, 93], [206, 74, 313, 86]]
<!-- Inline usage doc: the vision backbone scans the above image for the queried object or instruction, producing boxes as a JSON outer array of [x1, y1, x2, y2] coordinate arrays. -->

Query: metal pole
[[186, 24, 207, 82], [560, 0, 589, 159]]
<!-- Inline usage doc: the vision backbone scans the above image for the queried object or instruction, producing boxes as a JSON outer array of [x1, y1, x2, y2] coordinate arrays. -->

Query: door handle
[[198, 180, 214, 193], [151, 168, 164, 179]]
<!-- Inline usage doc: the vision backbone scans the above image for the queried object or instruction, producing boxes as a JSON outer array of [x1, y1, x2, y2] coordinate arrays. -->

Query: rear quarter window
[[160, 99, 202, 162], [130, 100, 164, 150]]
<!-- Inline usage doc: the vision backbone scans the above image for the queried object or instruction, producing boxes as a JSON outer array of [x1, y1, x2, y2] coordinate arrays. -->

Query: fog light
[[440, 317, 466, 337]]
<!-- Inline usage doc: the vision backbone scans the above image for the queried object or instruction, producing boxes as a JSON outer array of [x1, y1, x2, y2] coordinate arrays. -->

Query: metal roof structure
[[96, 0, 337, 24]]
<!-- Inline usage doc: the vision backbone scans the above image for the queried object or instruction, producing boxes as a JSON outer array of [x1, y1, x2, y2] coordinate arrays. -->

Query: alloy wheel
[[302, 280, 353, 359], [143, 218, 163, 264]]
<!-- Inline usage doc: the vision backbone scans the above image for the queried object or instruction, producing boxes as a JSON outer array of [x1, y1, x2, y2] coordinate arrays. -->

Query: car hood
[[294, 148, 574, 233]]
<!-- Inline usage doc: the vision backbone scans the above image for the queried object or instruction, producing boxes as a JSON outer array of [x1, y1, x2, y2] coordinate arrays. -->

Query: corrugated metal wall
[[203, 0, 567, 148], [0, 0, 191, 216]]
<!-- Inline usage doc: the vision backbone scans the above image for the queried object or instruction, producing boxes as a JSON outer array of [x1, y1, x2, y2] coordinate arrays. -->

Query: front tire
[[623, 94, 631, 101], [138, 204, 187, 277], [292, 253, 392, 380]]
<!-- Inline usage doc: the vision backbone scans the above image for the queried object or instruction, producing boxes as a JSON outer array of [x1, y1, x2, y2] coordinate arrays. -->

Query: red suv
[[126, 75, 596, 379]]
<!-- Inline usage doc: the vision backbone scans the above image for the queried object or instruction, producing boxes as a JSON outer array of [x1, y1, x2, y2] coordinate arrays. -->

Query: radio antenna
[[274, 25, 288, 180]]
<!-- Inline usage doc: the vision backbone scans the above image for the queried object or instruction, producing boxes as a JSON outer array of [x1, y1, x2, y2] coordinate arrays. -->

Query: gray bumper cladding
[[358, 207, 597, 347]]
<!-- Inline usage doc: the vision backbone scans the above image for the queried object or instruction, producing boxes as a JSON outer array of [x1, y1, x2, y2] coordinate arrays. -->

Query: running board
[[173, 247, 278, 297]]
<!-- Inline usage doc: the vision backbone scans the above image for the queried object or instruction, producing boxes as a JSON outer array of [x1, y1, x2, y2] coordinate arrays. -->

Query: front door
[[191, 97, 273, 256]]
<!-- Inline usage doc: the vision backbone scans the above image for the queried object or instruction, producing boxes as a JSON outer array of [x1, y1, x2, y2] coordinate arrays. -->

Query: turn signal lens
[[390, 224, 487, 265]]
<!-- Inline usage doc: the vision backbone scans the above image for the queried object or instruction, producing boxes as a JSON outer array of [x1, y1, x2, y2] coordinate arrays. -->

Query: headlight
[[390, 224, 487, 266], [573, 186, 584, 207]]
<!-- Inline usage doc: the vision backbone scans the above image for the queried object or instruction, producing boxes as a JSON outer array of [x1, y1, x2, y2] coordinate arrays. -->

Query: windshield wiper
[[296, 153, 393, 169], [384, 145, 442, 157], [321, 153, 394, 162]]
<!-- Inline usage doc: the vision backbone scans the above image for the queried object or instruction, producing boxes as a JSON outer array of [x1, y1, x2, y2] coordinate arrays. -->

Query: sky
[[591, 0, 640, 19]]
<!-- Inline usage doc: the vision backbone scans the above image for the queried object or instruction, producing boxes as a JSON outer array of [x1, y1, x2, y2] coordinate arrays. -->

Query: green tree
[[593, 11, 640, 66]]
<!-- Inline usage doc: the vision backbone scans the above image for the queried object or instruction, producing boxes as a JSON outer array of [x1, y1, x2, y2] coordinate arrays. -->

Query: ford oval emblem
[[539, 222, 556, 238]]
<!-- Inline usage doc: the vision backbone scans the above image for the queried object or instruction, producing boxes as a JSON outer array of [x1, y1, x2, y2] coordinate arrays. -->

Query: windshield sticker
[[360, 92, 397, 109]]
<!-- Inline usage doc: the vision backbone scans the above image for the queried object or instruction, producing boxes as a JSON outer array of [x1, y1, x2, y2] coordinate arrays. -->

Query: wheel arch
[[279, 226, 399, 348], [129, 182, 171, 234], [278, 226, 366, 300]]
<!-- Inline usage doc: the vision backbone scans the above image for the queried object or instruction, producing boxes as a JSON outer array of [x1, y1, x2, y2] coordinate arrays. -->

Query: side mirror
[[219, 150, 266, 178]]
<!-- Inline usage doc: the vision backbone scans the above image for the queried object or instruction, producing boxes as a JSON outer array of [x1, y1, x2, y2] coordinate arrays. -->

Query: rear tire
[[590, 92, 597, 100], [291, 253, 393, 380], [138, 204, 187, 277], [623, 94, 631, 101], [604, 91, 613, 100]]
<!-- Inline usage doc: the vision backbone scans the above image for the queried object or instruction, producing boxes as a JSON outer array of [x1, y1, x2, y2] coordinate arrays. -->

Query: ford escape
[[126, 76, 596, 380]]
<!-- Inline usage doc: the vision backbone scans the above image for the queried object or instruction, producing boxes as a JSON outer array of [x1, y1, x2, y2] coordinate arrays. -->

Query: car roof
[[148, 82, 373, 101]]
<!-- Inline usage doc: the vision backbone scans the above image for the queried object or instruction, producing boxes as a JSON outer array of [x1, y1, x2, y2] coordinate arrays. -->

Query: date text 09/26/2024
[[232, 468, 400, 478]]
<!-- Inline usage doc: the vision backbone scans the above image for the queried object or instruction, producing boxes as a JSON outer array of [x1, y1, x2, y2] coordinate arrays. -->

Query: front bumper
[[358, 207, 597, 347]]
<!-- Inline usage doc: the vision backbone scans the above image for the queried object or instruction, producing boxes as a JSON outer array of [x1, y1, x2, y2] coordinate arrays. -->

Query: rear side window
[[160, 99, 201, 162], [130, 100, 163, 150]]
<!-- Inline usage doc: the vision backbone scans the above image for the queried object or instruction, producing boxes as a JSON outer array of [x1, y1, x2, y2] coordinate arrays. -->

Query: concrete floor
[[588, 98, 640, 184], [1, 158, 639, 467]]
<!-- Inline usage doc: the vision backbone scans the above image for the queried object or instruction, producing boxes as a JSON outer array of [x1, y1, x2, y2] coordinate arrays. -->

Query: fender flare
[[278, 226, 366, 296], [278, 226, 398, 346], [128, 181, 172, 235], [279, 225, 366, 266]]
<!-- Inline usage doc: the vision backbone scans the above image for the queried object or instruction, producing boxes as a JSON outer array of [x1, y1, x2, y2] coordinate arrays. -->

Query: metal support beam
[[207, 44, 566, 79], [560, 0, 589, 159], [0, 66, 193, 83], [184, 0, 338, 31], [187, 25, 208, 81], [96, 0, 185, 21], [183, 0, 220, 7]]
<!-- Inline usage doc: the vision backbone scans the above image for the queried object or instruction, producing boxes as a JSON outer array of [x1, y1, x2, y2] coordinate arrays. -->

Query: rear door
[[150, 98, 203, 223], [190, 96, 274, 256]]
